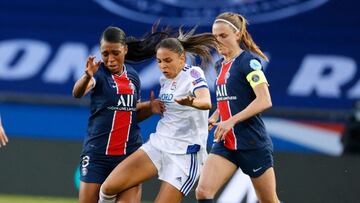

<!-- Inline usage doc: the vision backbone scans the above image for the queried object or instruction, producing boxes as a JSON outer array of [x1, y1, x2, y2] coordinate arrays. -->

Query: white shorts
[[140, 141, 205, 196]]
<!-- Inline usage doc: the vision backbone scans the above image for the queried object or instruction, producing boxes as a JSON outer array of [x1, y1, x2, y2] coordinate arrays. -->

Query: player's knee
[[195, 185, 214, 199], [100, 181, 117, 196], [99, 184, 117, 203]]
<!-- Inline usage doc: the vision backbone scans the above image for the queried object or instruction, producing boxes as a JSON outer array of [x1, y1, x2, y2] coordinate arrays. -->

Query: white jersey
[[149, 64, 209, 154]]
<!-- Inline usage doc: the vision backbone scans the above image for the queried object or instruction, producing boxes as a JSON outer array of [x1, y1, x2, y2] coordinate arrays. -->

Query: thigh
[[79, 181, 101, 203], [80, 154, 127, 184], [155, 181, 184, 203], [251, 167, 279, 203], [103, 149, 158, 194], [79, 154, 127, 202], [159, 153, 200, 196], [196, 154, 237, 197], [237, 146, 274, 178], [116, 185, 142, 203], [79, 154, 110, 184]]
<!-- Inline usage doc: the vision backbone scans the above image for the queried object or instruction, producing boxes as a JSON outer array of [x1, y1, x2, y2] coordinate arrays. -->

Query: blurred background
[[0, 0, 360, 202]]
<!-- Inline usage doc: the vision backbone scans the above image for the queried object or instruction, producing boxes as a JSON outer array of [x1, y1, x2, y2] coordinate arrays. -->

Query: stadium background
[[0, 0, 359, 202]]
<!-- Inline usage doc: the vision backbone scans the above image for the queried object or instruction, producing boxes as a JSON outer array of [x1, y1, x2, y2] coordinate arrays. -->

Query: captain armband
[[246, 70, 268, 88]]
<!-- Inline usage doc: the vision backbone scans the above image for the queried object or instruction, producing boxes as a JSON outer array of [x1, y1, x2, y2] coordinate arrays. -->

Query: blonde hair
[[215, 12, 269, 61]]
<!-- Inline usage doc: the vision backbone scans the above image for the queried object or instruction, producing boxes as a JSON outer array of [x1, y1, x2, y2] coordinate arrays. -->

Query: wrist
[[211, 113, 219, 121], [84, 70, 92, 78], [229, 116, 237, 125], [209, 116, 217, 122], [189, 96, 195, 107]]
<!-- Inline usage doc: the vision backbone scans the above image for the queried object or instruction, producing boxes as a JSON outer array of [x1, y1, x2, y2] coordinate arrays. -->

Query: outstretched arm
[[137, 91, 165, 122], [72, 56, 101, 98], [175, 87, 212, 110]]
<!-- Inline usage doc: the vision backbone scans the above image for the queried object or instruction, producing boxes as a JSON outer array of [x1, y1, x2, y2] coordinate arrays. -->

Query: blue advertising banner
[[1, 0, 359, 110]]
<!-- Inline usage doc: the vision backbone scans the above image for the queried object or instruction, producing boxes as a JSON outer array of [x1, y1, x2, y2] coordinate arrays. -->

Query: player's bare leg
[[115, 185, 141, 203], [79, 182, 101, 203], [100, 149, 157, 201], [154, 181, 183, 203], [196, 154, 237, 199], [251, 167, 279, 203]]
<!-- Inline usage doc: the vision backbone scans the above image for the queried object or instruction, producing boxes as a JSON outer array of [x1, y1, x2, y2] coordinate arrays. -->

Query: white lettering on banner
[[1, 39, 359, 101], [348, 79, 360, 98], [217, 169, 257, 203], [43, 43, 89, 83], [0, 40, 102, 83], [0, 39, 50, 80], [288, 55, 358, 98]]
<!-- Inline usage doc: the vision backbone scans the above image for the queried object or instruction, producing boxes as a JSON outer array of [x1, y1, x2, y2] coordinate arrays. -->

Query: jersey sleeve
[[189, 66, 208, 95], [241, 57, 268, 88]]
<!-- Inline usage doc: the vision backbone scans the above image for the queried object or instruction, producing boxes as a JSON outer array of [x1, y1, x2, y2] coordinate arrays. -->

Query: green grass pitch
[[0, 194, 151, 203]]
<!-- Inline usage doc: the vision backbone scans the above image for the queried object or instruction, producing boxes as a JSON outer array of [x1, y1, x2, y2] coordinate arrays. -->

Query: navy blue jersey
[[82, 63, 142, 156], [215, 51, 272, 150]]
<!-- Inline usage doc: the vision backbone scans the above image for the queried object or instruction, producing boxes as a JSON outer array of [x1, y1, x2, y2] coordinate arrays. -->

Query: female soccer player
[[73, 26, 167, 203], [196, 12, 280, 203], [98, 29, 218, 203]]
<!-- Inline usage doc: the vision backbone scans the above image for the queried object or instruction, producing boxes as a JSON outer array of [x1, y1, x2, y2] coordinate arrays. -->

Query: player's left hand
[[150, 91, 165, 115], [175, 96, 194, 107], [213, 118, 235, 142]]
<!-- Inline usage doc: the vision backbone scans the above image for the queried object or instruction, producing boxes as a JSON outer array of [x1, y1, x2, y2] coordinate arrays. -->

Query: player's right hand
[[208, 117, 217, 131], [150, 91, 165, 115], [85, 56, 101, 77]]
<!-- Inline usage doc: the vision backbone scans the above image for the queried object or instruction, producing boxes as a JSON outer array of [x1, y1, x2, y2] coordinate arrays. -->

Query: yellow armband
[[246, 70, 268, 88]]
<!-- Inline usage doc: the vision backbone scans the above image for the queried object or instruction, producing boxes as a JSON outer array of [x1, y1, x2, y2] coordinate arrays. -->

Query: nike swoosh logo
[[252, 167, 262, 172]]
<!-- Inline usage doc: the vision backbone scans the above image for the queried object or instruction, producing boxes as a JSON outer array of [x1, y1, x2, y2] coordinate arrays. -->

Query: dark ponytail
[[156, 28, 218, 67], [100, 24, 171, 63], [125, 31, 170, 62]]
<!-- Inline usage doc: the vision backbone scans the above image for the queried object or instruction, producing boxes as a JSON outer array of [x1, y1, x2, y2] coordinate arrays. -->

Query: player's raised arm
[[72, 56, 101, 98]]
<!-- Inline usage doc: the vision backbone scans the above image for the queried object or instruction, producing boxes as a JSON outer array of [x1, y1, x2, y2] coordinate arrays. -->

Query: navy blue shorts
[[210, 142, 274, 178], [79, 153, 129, 184]]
